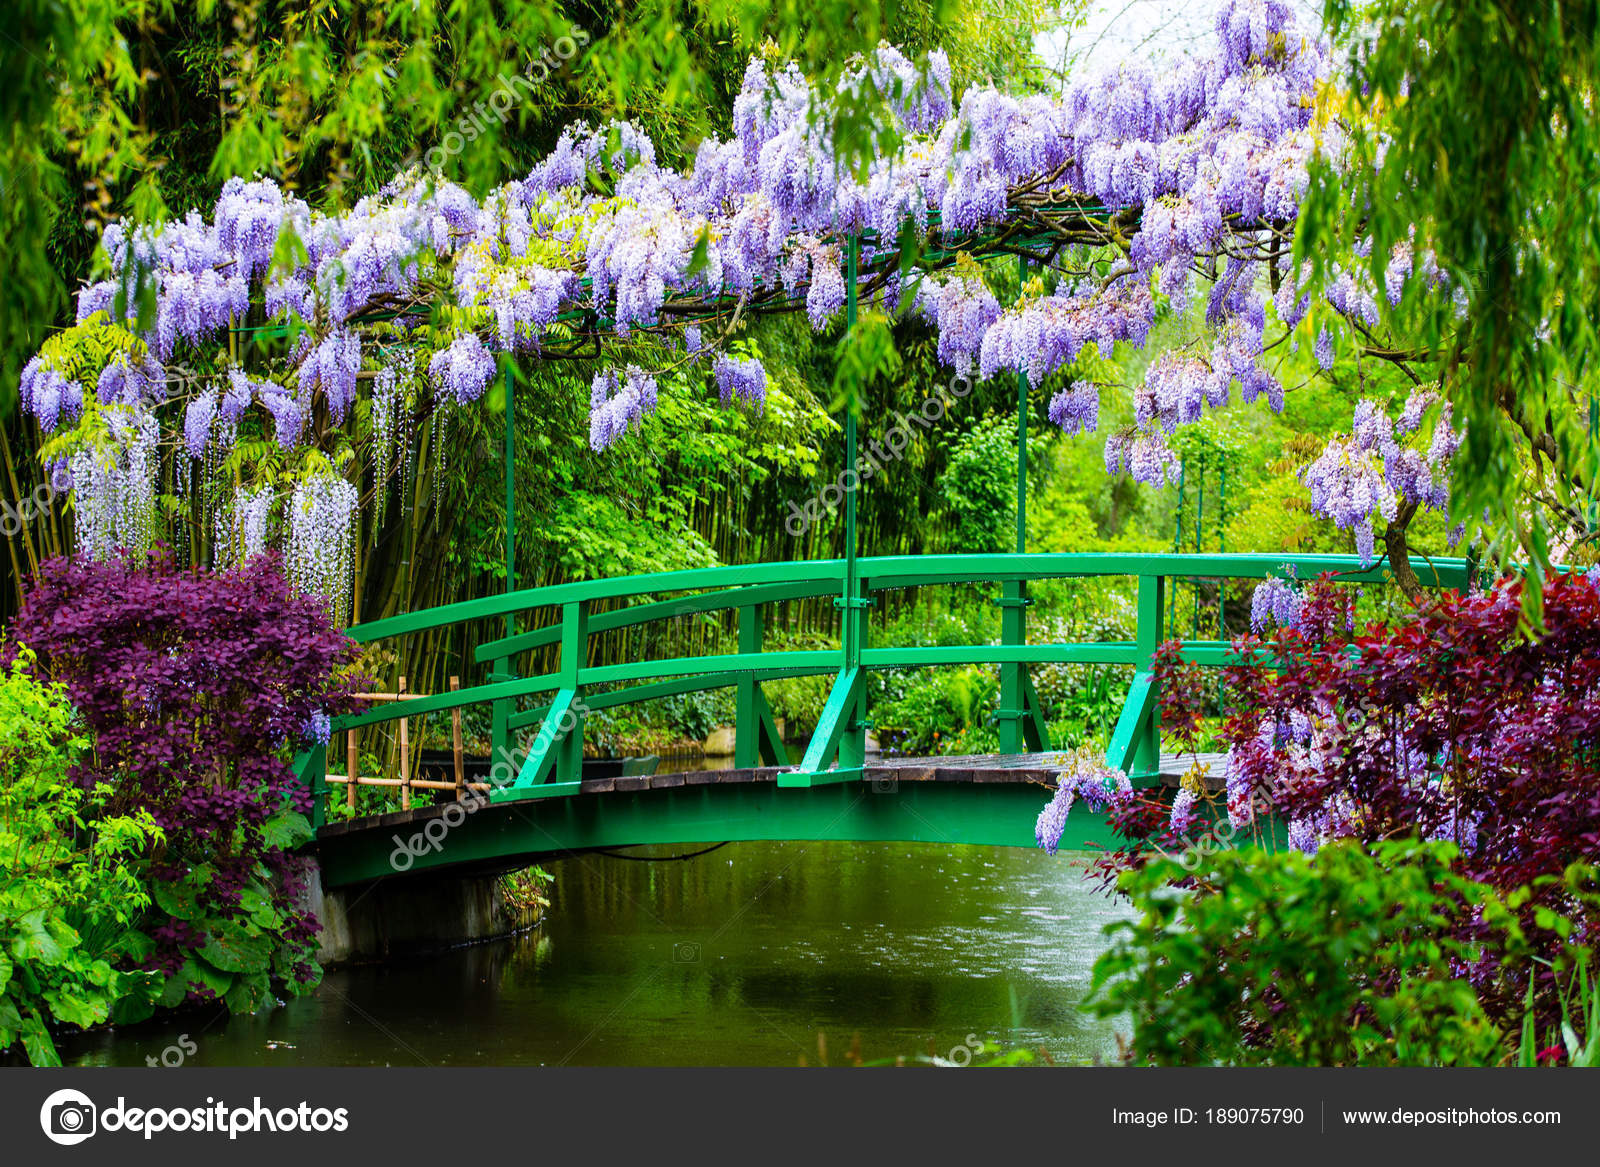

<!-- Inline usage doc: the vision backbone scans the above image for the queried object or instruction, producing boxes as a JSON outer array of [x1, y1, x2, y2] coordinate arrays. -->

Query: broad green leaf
[[224, 972, 271, 1015], [152, 876, 208, 922], [261, 810, 313, 850], [44, 985, 109, 1029], [20, 1014, 60, 1067], [176, 956, 235, 1000], [199, 925, 274, 975]]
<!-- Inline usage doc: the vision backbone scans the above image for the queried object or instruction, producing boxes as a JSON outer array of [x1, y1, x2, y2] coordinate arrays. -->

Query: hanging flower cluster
[[216, 484, 275, 568], [284, 476, 359, 625], [1250, 571, 1303, 633], [589, 366, 659, 450], [711, 354, 767, 409], [68, 410, 161, 562], [1302, 392, 1461, 565], [1035, 751, 1134, 856]]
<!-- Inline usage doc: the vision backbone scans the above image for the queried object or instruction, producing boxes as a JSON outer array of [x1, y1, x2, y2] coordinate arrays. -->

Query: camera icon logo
[[672, 941, 702, 963], [871, 776, 898, 794], [39, 1088, 97, 1146]]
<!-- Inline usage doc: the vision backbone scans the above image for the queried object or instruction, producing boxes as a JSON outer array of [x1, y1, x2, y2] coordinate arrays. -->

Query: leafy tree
[[937, 414, 1023, 554], [1306, 0, 1600, 577]]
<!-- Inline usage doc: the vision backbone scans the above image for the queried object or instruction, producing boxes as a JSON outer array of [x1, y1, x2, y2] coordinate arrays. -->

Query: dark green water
[[61, 841, 1131, 1067]]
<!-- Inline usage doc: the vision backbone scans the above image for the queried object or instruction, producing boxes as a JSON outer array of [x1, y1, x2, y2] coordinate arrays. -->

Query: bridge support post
[[490, 658, 516, 778], [991, 252, 1049, 756], [555, 600, 588, 785], [781, 232, 870, 788], [782, 572, 871, 785], [1105, 574, 1164, 782], [779, 666, 865, 786], [493, 361, 519, 786], [735, 605, 788, 768], [994, 582, 1050, 754], [293, 746, 328, 831], [489, 600, 586, 801]]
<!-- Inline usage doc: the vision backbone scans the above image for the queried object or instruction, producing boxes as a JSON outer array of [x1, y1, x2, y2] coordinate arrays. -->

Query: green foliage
[[936, 415, 1022, 554], [583, 686, 735, 756], [144, 823, 323, 1022], [1089, 839, 1509, 1066], [1309, 0, 1600, 574], [868, 601, 999, 753], [1518, 959, 1600, 1068], [500, 866, 554, 916], [0, 650, 162, 1066], [875, 665, 998, 755], [830, 310, 902, 416], [760, 629, 839, 732]]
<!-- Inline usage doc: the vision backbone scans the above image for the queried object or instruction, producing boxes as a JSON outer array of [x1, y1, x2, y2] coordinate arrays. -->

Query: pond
[[61, 840, 1131, 1067]]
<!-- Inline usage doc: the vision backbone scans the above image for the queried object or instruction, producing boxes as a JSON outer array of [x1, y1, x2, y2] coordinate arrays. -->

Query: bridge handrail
[[346, 551, 1469, 650], [303, 551, 1471, 825]]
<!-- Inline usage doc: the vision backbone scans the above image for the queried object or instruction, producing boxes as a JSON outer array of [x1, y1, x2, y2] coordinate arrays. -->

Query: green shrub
[[1088, 839, 1510, 1066], [874, 666, 998, 755], [936, 416, 1020, 555], [762, 629, 840, 732], [0, 650, 162, 1066]]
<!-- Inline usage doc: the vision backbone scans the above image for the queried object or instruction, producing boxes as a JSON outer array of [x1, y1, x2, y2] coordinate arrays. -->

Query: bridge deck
[[317, 750, 1227, 840]]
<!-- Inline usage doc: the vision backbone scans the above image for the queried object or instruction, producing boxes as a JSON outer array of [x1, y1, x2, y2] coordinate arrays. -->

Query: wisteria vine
[[16, 0, 1457, 608]]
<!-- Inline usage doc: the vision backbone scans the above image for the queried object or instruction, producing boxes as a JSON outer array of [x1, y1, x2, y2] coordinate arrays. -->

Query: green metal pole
[[1134, 573, 1165, 774], [1016, 252, 1028, 556], [1218, 466, 1227, 639], [998, 252, 1033, 754], [839, 234, 867, 774], [504, 362, 516, 638], [735, 605, 762, 768], [1193, 461, 1204, 638], [844, 235, 859, 645], [492, 362, 516, 773]]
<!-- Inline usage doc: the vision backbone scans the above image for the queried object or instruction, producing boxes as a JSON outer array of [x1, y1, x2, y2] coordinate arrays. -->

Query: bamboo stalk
[[450, 675, 464, 800], [398, 675, 411, 810], [346, 727, 358, 809], [0, 421, 40, 583]]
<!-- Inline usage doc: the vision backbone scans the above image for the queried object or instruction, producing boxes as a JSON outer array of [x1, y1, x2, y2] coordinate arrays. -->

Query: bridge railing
[[296, 552, 1472, 826]]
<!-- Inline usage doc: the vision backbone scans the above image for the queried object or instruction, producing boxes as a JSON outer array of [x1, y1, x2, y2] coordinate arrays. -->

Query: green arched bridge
[[300, 552, 1472, 888]]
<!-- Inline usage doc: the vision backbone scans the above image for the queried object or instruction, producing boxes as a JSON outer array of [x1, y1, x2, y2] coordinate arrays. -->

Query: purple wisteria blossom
[[1251, 575, 1302, 632], [285, 476, 358, 622], [589, 366, 660, 450], [17, 1, 1362, 605], [183, 390, 219, 458], [1048, 381, 1100, 436], [19, 358, 81, 433], [1303, 393, 1461, 566], [428, 333, 497, 405], [1035, 753, 1134, 855], [1169, 787, 1200, 834], [711, 354, 767, 409]]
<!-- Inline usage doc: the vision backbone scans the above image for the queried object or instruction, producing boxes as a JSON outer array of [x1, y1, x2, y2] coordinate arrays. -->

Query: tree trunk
[[1383, 501, 1423, 601]]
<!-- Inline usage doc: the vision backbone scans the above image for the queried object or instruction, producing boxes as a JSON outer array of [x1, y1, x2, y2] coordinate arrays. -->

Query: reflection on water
[[61, 841, 1132, 1067]]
